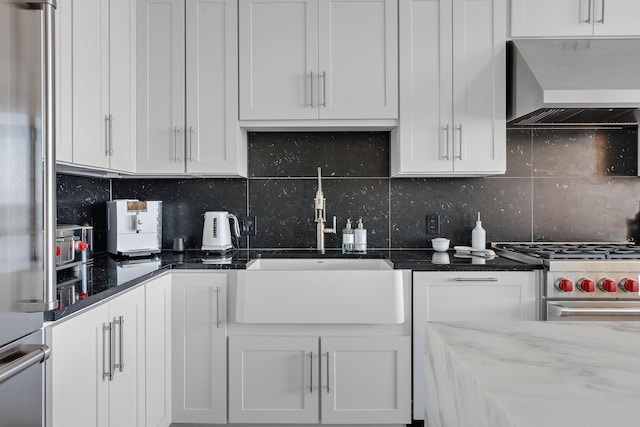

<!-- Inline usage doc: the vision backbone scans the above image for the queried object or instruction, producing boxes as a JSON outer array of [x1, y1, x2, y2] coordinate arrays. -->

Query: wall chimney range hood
[[508, 39, 640, 126]]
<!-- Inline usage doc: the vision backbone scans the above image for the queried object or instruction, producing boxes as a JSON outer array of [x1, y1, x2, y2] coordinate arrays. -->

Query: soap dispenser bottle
[[342, 218, 355, 253], [471, 212, 486, 250], [354, 218, 367, 253]]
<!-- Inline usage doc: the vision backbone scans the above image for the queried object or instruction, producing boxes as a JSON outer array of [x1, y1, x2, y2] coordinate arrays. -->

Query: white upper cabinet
[[58, 0, 136, 172], [239, 0, 398, 121], [511, 0, 640, 37], [137, 0, 246, 177], [392, 0, 506, 176]]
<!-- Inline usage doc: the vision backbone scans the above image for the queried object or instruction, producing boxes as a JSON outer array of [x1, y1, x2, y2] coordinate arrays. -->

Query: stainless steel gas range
[[492, 243, 640, 321]]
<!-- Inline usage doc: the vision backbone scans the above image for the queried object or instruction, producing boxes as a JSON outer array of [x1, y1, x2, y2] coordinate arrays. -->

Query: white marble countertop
[[424, 322, 640, 427]]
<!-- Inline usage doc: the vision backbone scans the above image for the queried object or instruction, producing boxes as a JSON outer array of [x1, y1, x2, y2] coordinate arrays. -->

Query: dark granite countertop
[[47, 248, 539, 321]]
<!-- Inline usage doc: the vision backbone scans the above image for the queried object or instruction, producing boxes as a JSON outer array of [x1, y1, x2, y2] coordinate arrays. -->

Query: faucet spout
[[314, 167, 336, 253]]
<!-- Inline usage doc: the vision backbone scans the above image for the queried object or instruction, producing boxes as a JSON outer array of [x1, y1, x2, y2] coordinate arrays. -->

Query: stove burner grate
[[500, 243, 640, 260]]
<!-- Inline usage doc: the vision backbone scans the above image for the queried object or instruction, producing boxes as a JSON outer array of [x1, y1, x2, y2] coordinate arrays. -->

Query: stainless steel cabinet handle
[[325, 351, 330, 393], [309, 352, 313, 393], [109, 321, 116, 381], [114, 316, 124, 372], [308, 71, 314, 107], [104, 116, 110, 155], [585, 0, 592, 22], [173, 127, 183, 162], [454, 124, 463, 159], [188, 126, 194, 162], [108, 115, 113, 155], [320, 71, 327, 107], [598, 0, 605, 23], [454, 277, 498, 282], [0, 345, 50, 385], [102, 323, 111, 381], [216, 287, 222, 328], [442, 124, 450, 160]]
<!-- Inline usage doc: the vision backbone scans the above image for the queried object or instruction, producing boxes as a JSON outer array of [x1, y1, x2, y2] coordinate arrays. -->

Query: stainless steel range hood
[[508, 39, 640, 126]]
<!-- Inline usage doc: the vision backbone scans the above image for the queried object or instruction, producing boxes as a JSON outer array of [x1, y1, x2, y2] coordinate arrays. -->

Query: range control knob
[[620, 278, 640, 293], [75, 241, 88, 251], [555, 278, 573, 293], [577, 278, 596, 293], [598, 278, 618, 293]]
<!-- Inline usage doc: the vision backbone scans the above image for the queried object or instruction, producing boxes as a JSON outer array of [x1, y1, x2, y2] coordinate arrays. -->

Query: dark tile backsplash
[[57, 128, 640, 252]]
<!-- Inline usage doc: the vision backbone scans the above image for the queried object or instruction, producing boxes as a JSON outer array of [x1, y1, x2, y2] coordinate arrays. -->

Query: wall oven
[[493, 243, 640, 321]]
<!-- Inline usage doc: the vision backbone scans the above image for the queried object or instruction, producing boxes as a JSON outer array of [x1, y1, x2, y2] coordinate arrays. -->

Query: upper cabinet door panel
[[452, 0, 506, 173], [511, 0, 593, 37], [71, 0, 109, 169], [239, 0, 319, 120], [395, 0, 454, 174], [592, 0, 640, 36], [318, 0, 398, 119], [136, 0, 185, 174], [186, 0, 239, 174], [108, 0, 136, 172]]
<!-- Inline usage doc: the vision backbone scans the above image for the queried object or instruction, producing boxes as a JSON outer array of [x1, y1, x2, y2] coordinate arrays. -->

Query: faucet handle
[[330, 216, 337, 233]]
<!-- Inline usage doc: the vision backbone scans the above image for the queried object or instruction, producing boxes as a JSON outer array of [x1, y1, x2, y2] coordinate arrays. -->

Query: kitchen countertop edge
[[47, 249, 539, 321]]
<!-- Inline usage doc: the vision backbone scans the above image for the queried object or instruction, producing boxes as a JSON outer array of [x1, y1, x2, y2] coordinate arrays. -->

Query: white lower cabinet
[[145, 275, 172, 427], [45, 286, 146, 427], [172, 272, 227, 424], [228, 335, 411, 424], [412, 270, 539, 420]]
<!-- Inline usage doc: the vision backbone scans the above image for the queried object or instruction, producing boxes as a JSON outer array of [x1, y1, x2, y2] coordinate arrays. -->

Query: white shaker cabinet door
[[511, 0, 593, 37], [228, 336, 319, 424], [107, 287, 146, 427], [70, 0, 110, 170], [136, 0, 186, 174], [320, 336, 411, 424], [451, 0, 506, 174], [318, 0, 398, 119], [46, 305, 110, 427], [145, 275, 172, 427], [172, 272, 227, 424], [107, 0, 137, 172], [592, 0, 640, 36], [185, 0, 243, 175], [239, 0, 319, 120], [394, 0, 454, 174]]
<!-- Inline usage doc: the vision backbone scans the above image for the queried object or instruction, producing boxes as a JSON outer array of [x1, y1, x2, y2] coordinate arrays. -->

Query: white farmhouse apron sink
[[235, 258, 404, 324]]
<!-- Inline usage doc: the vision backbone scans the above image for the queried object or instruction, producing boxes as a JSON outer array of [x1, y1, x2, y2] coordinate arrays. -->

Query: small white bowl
[[431, 238, 450, 252], [432, 252, 450, 264]]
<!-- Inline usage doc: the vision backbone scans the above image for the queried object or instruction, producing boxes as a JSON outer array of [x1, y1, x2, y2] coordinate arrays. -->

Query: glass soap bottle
[[354, 218, 367, 253], [342, 218, 355, 253]]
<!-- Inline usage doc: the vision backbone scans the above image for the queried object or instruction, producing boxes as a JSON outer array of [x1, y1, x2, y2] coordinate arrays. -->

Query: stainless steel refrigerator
[[0, 1, 57, 426]]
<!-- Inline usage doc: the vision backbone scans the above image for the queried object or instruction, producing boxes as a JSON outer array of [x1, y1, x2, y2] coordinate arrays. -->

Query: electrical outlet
[[241, 216, 257, 236], [426, 214, 440, 235]]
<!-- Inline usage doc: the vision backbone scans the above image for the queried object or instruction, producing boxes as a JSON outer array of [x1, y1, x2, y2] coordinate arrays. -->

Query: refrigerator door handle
[[0, 345, 50, 385], [17, 0, 58, 313]]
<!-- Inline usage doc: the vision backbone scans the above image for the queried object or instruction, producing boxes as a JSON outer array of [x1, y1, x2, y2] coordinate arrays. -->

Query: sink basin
[[236, 258, 404, 324]]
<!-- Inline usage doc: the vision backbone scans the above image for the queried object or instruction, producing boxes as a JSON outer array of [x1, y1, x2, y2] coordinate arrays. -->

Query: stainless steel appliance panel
[[0, 0, 56, 425], [0, 331, 46, 427], [0, 0, 48, 346]]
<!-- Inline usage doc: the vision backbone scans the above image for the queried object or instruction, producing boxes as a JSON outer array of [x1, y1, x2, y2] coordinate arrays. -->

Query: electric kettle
[[201, 211, 240, 252]]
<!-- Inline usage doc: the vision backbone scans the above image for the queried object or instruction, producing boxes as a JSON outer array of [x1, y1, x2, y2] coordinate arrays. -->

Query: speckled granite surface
[[47, 249, 538, 321]]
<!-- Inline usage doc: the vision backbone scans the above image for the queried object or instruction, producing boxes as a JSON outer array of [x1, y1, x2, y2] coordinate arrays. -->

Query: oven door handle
[[0, 345, 50, 384], [549, 304, 640, 318]]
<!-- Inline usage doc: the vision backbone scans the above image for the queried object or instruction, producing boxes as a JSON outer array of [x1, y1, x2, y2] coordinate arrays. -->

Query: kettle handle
[[227, 213, 241, 238]]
